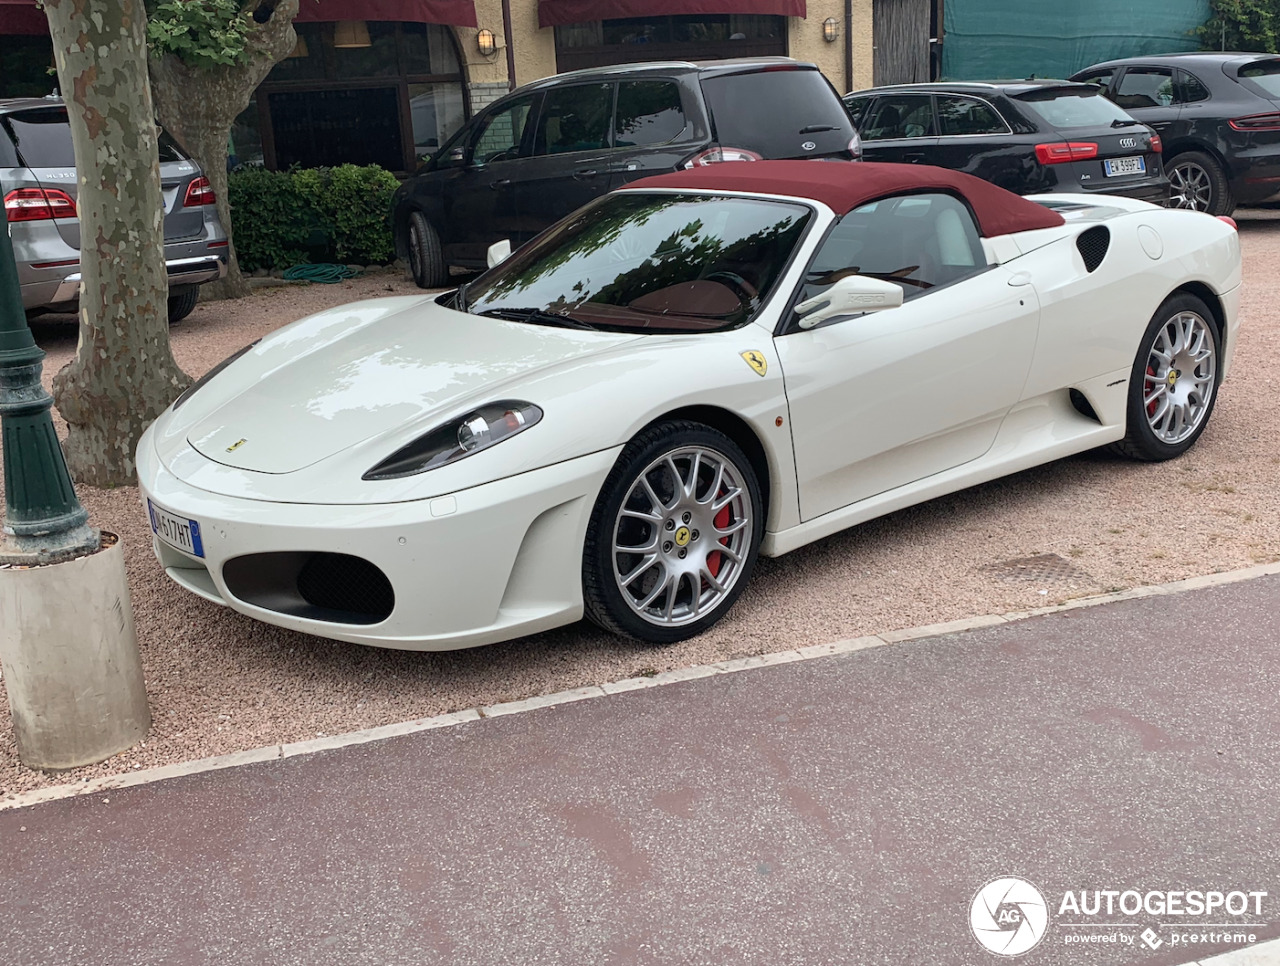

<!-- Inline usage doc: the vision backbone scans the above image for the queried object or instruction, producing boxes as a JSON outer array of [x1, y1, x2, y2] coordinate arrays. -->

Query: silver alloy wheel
[[611, 446, 753, 627], [1169, 161, 1213, 211], [1143, 311, 1216, 444]]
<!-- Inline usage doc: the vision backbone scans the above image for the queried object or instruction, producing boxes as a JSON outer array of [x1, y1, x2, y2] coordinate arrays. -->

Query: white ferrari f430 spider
[[138, 162, 1241, 650]]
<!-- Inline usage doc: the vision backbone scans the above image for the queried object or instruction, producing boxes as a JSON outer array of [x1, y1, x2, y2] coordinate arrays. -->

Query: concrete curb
[[4, 560, 1280, 813]]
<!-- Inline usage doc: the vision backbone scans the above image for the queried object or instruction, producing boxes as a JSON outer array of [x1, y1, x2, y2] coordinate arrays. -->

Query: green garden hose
[[282, 264, 362, 284]]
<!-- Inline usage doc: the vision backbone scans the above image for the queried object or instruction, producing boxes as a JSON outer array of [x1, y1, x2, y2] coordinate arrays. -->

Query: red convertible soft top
[[623, 161, 1066, 238]]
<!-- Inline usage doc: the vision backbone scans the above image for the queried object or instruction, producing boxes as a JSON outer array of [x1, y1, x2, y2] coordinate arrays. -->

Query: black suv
[[844, 81, 1168, 203], [1071, 53, 1280, 215], [393, 58, 861, 287]]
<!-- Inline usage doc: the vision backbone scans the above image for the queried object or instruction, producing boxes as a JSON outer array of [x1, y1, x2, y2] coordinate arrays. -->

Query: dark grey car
[[0, 97, 229, 322], [1071, 52, 1280, 216], [392, 58, 862, 287]]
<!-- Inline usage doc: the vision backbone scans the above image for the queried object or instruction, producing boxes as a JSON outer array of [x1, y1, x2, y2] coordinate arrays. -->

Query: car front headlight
[[362, 401, 543, 481]]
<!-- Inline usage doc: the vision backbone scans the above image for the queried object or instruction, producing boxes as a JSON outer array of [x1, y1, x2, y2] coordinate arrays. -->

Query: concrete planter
[[0, 532, 149, 770]]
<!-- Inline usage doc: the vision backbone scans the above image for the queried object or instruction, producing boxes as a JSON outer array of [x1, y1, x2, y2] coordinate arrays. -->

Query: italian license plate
[[148, 499, 204, 558], [1105, 156, 1146, 177]]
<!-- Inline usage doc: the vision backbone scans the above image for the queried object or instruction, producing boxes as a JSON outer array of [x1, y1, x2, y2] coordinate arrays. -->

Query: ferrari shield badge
[[226, 438, 248, 453], [740, 350, 768, 377]]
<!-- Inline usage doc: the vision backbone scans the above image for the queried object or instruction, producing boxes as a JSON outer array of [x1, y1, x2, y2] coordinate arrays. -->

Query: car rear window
[[1014, 89, 1134, 130], [3, 108, 188, 167], [1237, 59, 1280, 99], [700, 67, 855, 158]]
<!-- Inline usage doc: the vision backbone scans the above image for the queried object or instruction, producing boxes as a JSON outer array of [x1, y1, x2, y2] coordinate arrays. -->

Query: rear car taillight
[[1149, 135, 1162, 154], [682, 147, 764, 168], [1229, 112, 1280, 132], [848, 133, 862, 160], [3, 187, 77, 222], [183, 176, 216, 206], [1034, 142, 1099, 165]]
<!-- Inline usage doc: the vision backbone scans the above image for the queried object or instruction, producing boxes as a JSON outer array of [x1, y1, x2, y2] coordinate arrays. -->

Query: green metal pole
[[0, 202, 98, 563]]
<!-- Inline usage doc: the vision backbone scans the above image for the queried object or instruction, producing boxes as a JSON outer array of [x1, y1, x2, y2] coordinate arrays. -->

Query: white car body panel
[[136, 186, 1242, 651], [777, 263, 1040, 519]]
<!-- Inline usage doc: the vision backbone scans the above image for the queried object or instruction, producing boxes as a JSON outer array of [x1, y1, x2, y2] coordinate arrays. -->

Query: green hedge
[[227, 164, 400, 272]]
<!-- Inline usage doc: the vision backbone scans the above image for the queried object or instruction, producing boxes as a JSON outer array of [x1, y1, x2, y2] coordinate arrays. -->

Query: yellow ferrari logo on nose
[[674, 526, 691, 547], [226, 438, 247, 453], [741, 350, 767, 377]]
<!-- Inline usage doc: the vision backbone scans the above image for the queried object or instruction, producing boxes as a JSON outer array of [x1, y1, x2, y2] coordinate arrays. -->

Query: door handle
[[489, 179, 511, 189], [573, 168, 599, 180], [903, 153, 926, 163]]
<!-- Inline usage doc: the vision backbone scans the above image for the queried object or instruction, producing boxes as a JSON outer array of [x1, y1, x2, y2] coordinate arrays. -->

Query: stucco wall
[[459, 0, 557, 92], [789, 0, 875, 93]]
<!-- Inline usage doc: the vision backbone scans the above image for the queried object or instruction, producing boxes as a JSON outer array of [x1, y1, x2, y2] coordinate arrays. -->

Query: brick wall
[[468, 81, 510, 114]]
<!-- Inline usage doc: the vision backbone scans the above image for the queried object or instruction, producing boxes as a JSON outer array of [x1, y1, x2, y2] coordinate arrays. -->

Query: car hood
[[184, 297, 640, 474]]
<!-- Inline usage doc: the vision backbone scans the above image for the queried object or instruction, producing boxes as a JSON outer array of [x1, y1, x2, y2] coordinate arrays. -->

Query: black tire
[[583, 420, 763, 645], [1167, 151, 1234, 216], [167, 287, 199, 324], [1111, 293, 1221, 462], [406, 210, 446, 289]]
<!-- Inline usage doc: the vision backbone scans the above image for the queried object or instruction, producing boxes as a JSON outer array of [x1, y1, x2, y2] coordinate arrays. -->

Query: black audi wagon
[[843, 81, 1169, 204]]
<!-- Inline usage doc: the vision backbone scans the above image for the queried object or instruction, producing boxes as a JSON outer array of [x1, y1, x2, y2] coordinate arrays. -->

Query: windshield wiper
[[1110, 118, 1140, 127], [799, 124, 839, 134], [476, 307, 597, 330]]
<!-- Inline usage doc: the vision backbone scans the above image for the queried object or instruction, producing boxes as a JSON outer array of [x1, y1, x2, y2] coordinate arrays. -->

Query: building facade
[[0, 0, 880, 174]]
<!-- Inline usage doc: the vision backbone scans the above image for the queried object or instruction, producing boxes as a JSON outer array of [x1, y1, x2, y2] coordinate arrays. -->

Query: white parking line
[[3, 559, 1280, 813]]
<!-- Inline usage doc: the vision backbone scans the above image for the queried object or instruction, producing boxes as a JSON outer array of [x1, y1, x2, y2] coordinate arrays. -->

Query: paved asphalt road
[[2, 576, 1279, 966]]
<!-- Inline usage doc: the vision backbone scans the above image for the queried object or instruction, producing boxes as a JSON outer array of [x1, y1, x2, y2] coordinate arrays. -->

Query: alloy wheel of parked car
[[1112, 293, 1221, 461], [583, 421, 762, 644], [407, 210, 447, 289], [1167, 152, 1233, 216]]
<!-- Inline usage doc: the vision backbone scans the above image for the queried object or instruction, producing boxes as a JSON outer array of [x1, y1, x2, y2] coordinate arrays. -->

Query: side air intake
[[1076, 226, 1110, 272]]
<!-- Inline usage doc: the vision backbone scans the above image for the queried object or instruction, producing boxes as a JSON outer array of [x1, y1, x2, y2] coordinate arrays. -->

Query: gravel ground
[[2, 217, 1279, 798]]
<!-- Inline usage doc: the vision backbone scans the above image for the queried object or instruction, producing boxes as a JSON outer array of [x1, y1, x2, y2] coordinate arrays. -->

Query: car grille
[[222, 551, 395, 625], [297, 553, 395, 621]]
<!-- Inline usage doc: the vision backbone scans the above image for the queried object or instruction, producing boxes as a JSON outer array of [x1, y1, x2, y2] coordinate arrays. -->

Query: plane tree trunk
[[147, 1, 300, 301], [44, 0, 189, 487]]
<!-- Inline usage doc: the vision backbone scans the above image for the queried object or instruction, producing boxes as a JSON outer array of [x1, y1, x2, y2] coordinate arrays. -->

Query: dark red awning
[[538, 0, 805, 29], [297, 0, 477, 28], [0, 0, 47, 36], [0, 1, 480, 34]]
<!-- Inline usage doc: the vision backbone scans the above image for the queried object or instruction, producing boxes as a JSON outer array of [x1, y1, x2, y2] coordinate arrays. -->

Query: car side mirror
[[487, 238, 512, 268], [794, 274, 904, 329]]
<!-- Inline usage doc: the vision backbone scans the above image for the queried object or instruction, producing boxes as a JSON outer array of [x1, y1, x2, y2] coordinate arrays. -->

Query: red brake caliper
[[706, 501, 731, 578], [1146, 364, 1158, 417]]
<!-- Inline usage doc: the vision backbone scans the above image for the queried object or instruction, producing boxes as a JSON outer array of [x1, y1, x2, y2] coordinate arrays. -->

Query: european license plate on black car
[[1105, 156, 1146, 177], [148, 499, 205, 557]]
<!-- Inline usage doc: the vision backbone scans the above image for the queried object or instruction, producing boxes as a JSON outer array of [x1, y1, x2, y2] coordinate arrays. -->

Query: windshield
[[1016, 89, 1134, 129], [463, 192, 812, 333], [1238, 59, 1280, 99]]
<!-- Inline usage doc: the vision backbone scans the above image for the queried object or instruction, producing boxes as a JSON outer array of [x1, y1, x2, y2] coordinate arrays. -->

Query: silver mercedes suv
[[1, 97, 228, 323]]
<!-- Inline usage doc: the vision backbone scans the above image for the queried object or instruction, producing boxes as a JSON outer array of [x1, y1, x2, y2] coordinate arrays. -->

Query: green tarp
[[942, 0, 1211, 81]]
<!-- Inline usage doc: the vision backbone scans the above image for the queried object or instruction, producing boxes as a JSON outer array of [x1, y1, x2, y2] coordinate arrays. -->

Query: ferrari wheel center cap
[[674, 526, 692, 548], [1168, 369, 1180, 387]]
